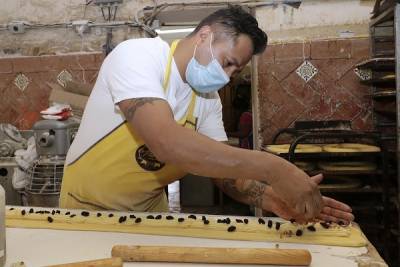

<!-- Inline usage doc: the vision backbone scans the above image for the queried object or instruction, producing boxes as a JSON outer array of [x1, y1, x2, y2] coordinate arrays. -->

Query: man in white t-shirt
[[60, 6, 354, 224]]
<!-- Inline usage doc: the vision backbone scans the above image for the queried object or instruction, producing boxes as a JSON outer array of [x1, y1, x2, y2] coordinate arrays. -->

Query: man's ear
[[197, 25, 212, 44]]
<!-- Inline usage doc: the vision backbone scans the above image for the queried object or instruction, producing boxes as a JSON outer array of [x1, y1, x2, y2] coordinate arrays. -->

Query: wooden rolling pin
[[46, 257, 123, 267], [112, 245, 312, 266]]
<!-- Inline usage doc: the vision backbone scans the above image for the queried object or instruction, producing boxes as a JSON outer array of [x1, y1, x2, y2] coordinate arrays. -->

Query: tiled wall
[[257, 38, 373, 145], [0, 53, 103, 129], [0, 37, 372, 136]]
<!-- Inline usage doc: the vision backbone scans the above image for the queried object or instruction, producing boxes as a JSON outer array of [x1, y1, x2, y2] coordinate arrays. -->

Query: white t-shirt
[[66, 37, 228, 165]]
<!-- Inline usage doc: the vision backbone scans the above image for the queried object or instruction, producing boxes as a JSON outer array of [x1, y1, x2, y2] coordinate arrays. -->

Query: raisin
[[146, 215, 154, 219], [295, 229, 303, 236], [70, 214, 76, 218], [225, 218, 231, 224], [21, 210, 26, 216], [178, 218, 185, 222], [65, 211, 71, 215], [47, 216, 53, 223], [258, 218, 265, 225], [135, 218, 142, 223], [188, 215, 197, 220], [9, 208, 14, 211], [290, 219, 296, 224], [119, 216, 127, 223], [166, 215, 174, 220], [97, 213, 102, 217], [81, 211, 90, 217], [129, 214, 136, 219], [227, 226, 236, 232], [108, 214, 114, 218], [236, 219, 243, 223], [267, 220, 273, 228], [29, 208, 34, 214], [307, 225, 316, 232], [203, 220, 210, 225], [275, 222, 281, 230], [320, 222, 330, 229], [244, 219, 249, 224], [155, 215, 162, 220]]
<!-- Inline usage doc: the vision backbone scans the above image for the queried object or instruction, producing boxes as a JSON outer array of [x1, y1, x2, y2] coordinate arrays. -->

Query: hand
[[262, 184, 354, 224], [268, 160, 323, 220]]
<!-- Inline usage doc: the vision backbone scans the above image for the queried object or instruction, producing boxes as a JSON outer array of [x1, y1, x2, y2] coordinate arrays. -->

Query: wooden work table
[[4, 224, 387, 267]]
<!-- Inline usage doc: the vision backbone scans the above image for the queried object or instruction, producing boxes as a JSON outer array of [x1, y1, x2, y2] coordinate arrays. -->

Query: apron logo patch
[[135, 144, 165, 171]]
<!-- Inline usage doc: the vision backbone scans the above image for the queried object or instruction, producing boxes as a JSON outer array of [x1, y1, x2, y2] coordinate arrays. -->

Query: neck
[[173, 37, 196, 83]]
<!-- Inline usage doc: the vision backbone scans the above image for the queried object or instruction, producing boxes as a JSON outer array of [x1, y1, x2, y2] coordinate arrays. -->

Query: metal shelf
[[356, 57, 395, 71], [320, 186, 383, 194], [361, 76, 395, 85], [307, 169, 383, 176], [371, 6, 395, 27], [371, 90, 397, 98]]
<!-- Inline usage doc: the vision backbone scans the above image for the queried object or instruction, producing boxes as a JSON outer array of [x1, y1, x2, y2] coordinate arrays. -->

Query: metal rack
[[355, 1, 399, 264], [262, 120, 391, 259]]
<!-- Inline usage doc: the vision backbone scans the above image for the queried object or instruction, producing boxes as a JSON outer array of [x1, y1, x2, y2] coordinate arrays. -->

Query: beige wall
[[0, 0, 375, 56], [0, 0, 241, 56], [256, 0, 375, 43]]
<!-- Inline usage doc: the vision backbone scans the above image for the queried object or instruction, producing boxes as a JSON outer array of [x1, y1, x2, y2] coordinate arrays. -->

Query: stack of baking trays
[[261, 120, 390, 256]]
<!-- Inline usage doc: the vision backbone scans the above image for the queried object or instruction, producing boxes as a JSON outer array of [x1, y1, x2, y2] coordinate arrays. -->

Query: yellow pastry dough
[[265, 144, 322, 154], [318, 161, 377, 171], [322, 143, 380, 153], [5, 206, 367, 247]]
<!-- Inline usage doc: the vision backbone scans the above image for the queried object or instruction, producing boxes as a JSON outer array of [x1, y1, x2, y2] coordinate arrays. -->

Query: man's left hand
[[264, 186, 354, 224]]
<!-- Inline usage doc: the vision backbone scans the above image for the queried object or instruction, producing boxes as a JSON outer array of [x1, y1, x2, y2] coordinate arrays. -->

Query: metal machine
[[25, 119, 78, 207]]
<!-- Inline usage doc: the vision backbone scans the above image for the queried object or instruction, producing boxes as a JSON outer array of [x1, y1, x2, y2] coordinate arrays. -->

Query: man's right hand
[[268, 163, 323, 220]]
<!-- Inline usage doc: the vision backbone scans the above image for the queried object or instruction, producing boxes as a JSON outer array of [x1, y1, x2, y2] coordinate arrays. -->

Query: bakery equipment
[[112, 245, 312, 266], [0, 157, 22, 205], [25, 119, 78, 207], [0, 124, 27, 205], [0, 124, 26, 157], [263, 119, 390, 261]]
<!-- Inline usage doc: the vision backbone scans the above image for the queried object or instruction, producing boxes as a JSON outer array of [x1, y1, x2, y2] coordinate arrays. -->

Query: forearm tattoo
[[222, 178, 266, 208], [121, 97, 163, 121]]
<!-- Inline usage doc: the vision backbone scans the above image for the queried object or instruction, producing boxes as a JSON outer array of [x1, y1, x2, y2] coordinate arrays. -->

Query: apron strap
[[163, 39, 180, 91], [164, 39, 197, 128]]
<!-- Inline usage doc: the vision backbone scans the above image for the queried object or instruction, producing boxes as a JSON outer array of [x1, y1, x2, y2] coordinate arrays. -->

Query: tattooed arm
[[118, 97, 323, 220], [213, 177, 355, 223], [213, 178, 267, 209]]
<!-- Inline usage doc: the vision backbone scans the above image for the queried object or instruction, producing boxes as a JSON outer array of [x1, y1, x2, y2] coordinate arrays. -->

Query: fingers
[[301, 188, 323, 220], [317, 206, 355, 223], [322, 196, 352, 212], [310, 173, 324, 185]]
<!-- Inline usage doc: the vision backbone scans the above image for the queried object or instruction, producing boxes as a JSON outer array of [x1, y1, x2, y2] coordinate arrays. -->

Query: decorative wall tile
[[0, 53, 102, 130], [257, 38, 373, 145], [14, 73, 29, 92], [296, 60, 318, 82], [354, 67, 372, 81], [57, 69, 73, 87]]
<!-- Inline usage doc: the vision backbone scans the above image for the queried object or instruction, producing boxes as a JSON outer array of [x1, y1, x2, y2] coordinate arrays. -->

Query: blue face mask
[[185, 34, 230, 93]]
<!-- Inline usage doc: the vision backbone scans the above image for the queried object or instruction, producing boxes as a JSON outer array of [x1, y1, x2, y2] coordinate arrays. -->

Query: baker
[[59, 6, 353, 223]]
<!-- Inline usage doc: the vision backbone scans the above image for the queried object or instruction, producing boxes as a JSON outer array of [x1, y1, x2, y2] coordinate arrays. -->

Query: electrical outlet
[[72, 20, 91, 35], [7, 21, 26, 34]]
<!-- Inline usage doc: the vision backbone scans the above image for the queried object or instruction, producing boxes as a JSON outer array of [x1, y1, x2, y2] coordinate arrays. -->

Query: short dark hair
[[190, 5, 268, 55]]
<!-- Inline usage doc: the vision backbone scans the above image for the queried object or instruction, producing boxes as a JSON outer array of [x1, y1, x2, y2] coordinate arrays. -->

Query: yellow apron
[[59, 40, 196, 212]]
